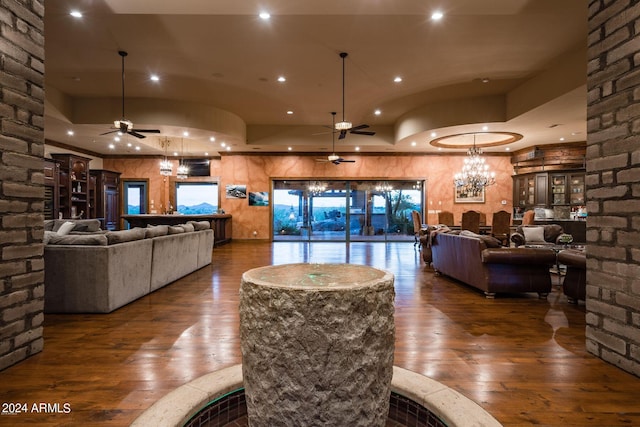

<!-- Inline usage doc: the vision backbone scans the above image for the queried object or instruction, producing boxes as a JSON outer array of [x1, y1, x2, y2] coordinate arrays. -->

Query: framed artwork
[[249, 192, 269, 206], [454, 186, 485, 203], [225, 184, 247, 199]]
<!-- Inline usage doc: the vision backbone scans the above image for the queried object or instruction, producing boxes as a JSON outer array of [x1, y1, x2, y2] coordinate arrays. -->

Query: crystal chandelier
[[453, 134, 496, 196], [159, 138, 173, 176], [375, 182, 393, 192], [176, 138, 189, 179], [309, 181, 326, 195]]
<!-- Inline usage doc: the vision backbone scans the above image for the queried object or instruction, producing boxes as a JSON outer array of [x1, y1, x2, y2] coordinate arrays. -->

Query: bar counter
[[122, 214, 232, 246]]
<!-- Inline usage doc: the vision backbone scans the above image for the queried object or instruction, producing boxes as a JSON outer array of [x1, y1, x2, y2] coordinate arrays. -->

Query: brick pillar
[[0, 1, 45, 370], [586, 0, 640, 377]]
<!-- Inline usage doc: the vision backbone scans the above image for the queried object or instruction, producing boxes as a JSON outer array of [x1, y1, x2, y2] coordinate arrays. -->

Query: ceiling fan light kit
[[100, 50, 160, 139], [333, 52, 376, 140]]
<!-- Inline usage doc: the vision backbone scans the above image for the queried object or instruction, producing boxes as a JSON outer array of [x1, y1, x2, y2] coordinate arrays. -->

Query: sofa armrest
[[557, 249, 585, 268], [482, 248, 556, 265], [510, 232, 526, 247]]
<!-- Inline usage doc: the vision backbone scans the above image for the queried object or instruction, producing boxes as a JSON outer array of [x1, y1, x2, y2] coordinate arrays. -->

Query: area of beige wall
[[104, 154, 513, 239]]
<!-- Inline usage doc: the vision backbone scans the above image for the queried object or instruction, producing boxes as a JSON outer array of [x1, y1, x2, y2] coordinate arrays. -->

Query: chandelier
[[453, 134, 495, 196], [375, 182, 393, 192], [308, 181, 326, 195], [159, 138, 173, 176], [176, 138, 189, 180]]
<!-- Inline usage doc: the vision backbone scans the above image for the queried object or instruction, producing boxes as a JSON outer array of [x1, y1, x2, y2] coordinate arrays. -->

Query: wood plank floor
[[1, 241, 639, 426]]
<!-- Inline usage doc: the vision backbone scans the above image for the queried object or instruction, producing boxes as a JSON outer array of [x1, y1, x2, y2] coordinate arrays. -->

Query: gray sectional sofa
[[43, 219, 213, 313]]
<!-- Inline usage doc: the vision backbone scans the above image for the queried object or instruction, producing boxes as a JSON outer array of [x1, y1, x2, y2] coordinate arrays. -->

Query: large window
[[171, 178, 220, 214], [272, 179, 425, 242]]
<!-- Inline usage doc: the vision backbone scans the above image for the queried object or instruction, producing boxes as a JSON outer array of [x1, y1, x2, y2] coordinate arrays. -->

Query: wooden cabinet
[[91, 170, 121, 230], [43, 158, 59, 220], [513, 170, 584, 211], [51, 154, 91, 219], [514, 173, 548, 207]]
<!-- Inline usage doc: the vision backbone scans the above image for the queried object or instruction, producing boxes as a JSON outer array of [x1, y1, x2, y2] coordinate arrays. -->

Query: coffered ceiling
[[43, 0, 587, 157]]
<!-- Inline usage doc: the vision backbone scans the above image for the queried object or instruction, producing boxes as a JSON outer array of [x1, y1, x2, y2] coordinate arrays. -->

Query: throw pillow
[[43, 230, 56, 244], [57, 221, 76, 236], [105, 228, 146, 245], [460, 230, 480, 238], [479, 235, 503, 248], [145, 225, 169, 238], [188, 220, 211, 231], [522, 226, 545, 243], [47, 234, 108, 246], [168, 225, 185, 234], [179, 223, 195, 233]]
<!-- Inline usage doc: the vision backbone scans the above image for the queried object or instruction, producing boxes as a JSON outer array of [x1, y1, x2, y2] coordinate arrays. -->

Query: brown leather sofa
[[430, 231, 556, 298], [558, 249, 586, 303]]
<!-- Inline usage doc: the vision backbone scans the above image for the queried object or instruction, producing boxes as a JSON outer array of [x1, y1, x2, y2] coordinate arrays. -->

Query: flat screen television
[[182, 159, 210, 176]]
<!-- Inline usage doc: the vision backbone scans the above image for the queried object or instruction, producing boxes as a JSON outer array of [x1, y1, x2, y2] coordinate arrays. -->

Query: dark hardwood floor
[[1, 241, 639, 426]]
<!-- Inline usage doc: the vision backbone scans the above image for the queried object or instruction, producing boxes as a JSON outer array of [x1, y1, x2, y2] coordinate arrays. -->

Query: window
[[173, 180, 219, 214]]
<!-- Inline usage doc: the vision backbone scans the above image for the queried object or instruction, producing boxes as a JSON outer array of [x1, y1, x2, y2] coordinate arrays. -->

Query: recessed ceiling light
[[482, 126, 489, 131], [67, 130, 74, 136], [286, 110, 293, 115], [560, 137, 565, 141], [135, 146, 141, 151], [277, 76, 286, 82], [183, 131, 189, 137], [204, 152, 209, 156], [70, 10, 82, 18], [173, 151, 178, 156], [127, 143, 132, 147], [108, 144, 115, 149], [438, 147, 442, 151], [288, 147, 292, 151], [411, 141, 417, 147], [209, 136, 216, 142], [150, 74, 159, 82], [374, 109, 382, 116], [355, 146, 360, 151], [117, 131, 124, 136], [114, 136, 120, 142], [431, 11, 444, 21], [259, 12, 270, 20], [431, 132, 437, 137], [505, 147, 510, 151], [221, 142, 226, 147], [393, 76, 403, 83], [226, 146, 231, 151]]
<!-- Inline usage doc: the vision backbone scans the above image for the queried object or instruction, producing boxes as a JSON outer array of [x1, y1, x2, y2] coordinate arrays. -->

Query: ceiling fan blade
[[350, 124, 369, 131], [132, 129, 160, 133], [315, 158, 329, 162], [338, 159, 355, 163], [351, 130, 376, 136], [338, 129, 347, 140], [100, 129, 118, 136], [128, 131, 146, 139]]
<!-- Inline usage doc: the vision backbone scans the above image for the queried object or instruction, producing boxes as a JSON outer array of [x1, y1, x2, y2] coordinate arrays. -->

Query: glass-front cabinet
[[513, 170, 585, 216], [550, 172, 585, 206], [569, 174, 585, 205]]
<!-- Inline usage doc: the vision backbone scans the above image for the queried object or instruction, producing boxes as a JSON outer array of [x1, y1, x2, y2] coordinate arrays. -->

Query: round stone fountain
[[239, 263, 395, 427]]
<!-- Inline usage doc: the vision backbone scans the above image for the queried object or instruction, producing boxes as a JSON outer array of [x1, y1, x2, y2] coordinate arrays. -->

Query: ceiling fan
[[316, 112, 356, 165], [335, 52, 375, 140], [100, 51, 160, 139]]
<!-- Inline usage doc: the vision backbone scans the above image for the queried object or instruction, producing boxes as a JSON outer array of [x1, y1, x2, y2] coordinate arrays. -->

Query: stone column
[[240, 263, 395, 427]]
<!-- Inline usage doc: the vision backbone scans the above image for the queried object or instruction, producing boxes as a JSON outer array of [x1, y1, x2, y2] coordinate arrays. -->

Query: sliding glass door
[[273, 179, 424, 242]]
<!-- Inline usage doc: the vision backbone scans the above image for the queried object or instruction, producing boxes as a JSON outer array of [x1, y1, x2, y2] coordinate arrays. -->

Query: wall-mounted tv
[[182, 159, 210, 176]]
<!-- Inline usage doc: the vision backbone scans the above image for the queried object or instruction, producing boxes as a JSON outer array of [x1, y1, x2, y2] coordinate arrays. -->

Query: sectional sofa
[[43, 219, 213, 313]]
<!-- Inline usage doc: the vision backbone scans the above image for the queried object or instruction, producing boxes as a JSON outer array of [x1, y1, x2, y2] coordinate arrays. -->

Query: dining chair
[[437, 211, 454, 226], [491, 210, 511, 246], [461, 210, 481, 233], [522, 209, 535, 225], [411, 210, 426, 248]]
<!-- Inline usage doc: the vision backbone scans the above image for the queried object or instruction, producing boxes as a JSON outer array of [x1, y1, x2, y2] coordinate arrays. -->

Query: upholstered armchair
[[510, 224, 565, 247]]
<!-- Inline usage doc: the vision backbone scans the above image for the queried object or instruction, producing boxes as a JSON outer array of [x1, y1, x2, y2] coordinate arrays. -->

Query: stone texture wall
[[0, 1, 46, 370], [586, 0, 640, 377]]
